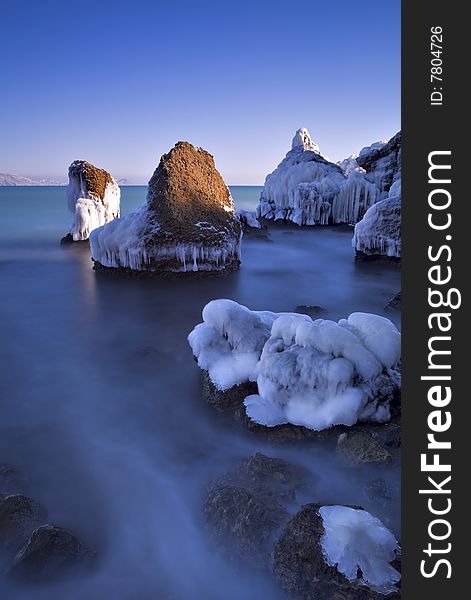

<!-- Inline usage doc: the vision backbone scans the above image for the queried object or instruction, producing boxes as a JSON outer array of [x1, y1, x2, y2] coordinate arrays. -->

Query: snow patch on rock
[[319, 505, 400, 594]]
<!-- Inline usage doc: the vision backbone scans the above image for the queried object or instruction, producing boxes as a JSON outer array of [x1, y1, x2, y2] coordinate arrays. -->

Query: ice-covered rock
[[320, 506, 400, 594], [353, 185, 401, 260], [257, 128, 378, 226], [90, 142, 242, 274], [63, 160, 120, 242], [337, 154, 360, 175], [237, 209, 262, 229], [271, 503, 400, 599], [291, 127, 323, 154], [352, 131, 401, 260], [357, 133, 401, 200], [188, 300, 401, 432]]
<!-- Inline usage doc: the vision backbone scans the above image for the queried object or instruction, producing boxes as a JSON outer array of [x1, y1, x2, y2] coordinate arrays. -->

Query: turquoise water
[[0, 185, 262, 244]]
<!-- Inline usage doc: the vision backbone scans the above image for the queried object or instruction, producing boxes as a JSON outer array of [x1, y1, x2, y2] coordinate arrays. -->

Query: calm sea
[[0, 185, 400, 599]]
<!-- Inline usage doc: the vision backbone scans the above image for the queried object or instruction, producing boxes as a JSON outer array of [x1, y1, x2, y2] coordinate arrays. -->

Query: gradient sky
[[0, 0, 400, 184]]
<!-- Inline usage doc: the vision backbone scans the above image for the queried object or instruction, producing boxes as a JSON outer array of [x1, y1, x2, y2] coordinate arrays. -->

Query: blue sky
[[0, 0, 400, 184]]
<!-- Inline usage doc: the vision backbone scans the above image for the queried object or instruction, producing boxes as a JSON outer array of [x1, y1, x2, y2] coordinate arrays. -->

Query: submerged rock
[[336, 432, 393, 466], [90, 142, 242, 275], [294, 304, 326, 318], [364, 478, 393, 504], [62, 160, 120, 243], [256, 128, 378, 226], [0, 495, 47, 554], [385, 291, 401, 311], [203, 453, 312, 568], [271, 503, 400, 600], [10, 524, 95, 582]]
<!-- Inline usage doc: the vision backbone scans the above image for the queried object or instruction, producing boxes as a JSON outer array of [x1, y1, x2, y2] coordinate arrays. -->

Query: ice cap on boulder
[[291, 128, 321, 154]]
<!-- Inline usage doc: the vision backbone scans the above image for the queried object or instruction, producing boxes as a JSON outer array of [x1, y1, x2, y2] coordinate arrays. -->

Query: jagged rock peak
[[291, 128, 321, 153]]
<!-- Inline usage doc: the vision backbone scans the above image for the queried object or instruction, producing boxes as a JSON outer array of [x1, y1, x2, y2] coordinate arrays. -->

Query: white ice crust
[[319, 505, 400, 595], [188, 300, 401, 431], [257, 128, 379, 226], [352, 181, 401, 258], [67, 173, 120, 241], [237, 209, 262, 229]]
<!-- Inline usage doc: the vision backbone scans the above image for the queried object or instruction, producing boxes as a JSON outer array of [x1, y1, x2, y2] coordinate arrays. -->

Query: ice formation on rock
[[257, 128, 380, 226], [357, 132, 401, 200], [90, 142, 242, 274], [336, 155, 360, 175], [237, 209, 262, 229], [353, 180, 401, 259], [319, 505, 400, 594], [350, 132, 401, 259], [65, 160, 120, 241], [188, 300, 401, 431]]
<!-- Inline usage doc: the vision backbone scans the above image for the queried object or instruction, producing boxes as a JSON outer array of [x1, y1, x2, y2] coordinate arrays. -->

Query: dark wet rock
[[294, 305, 326, 318], [10, 524, 95, 582], [202, 371, 258, 413], [0, 465, 25, 496], [372, 422, 401, 448], [204, 453, 313, 568], [385, 291, 401, 311], [336, 432, 393, 466], [91, 141, 241, 275], [271, 503, 400, 600], [364, 478, 392, 504], [0, 495, 47, 554]]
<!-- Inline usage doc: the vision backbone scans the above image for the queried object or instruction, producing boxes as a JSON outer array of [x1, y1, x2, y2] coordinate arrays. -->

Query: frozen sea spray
[[188, 300, 401, 432], [257, 128, 379, 226]]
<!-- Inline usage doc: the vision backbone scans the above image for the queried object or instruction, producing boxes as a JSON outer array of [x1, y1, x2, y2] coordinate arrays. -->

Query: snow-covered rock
[[90, 142, 241, 274], [357, 132, 401, 200], [63, 160, 120, 242], [188, 300, 401, 432], [272, 503, 400, 599], [319, 506, 400, 594], [353, 183, 401, 260], [337, 154, 360, 175], [257, 128, 379, 226]]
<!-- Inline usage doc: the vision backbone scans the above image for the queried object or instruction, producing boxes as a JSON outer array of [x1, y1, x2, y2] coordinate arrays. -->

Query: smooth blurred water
[[0, 186, 400, 599]]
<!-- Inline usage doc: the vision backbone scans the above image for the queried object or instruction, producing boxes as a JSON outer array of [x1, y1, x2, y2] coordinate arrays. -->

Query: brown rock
[[91, 142, 241, 274]]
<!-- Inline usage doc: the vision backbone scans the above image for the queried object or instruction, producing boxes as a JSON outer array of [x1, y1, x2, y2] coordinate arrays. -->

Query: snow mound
[[319, 505, 400, 594], [257, 129, 379, 226], [188, 300, 401, 431], [66, 160, 120, 241]]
